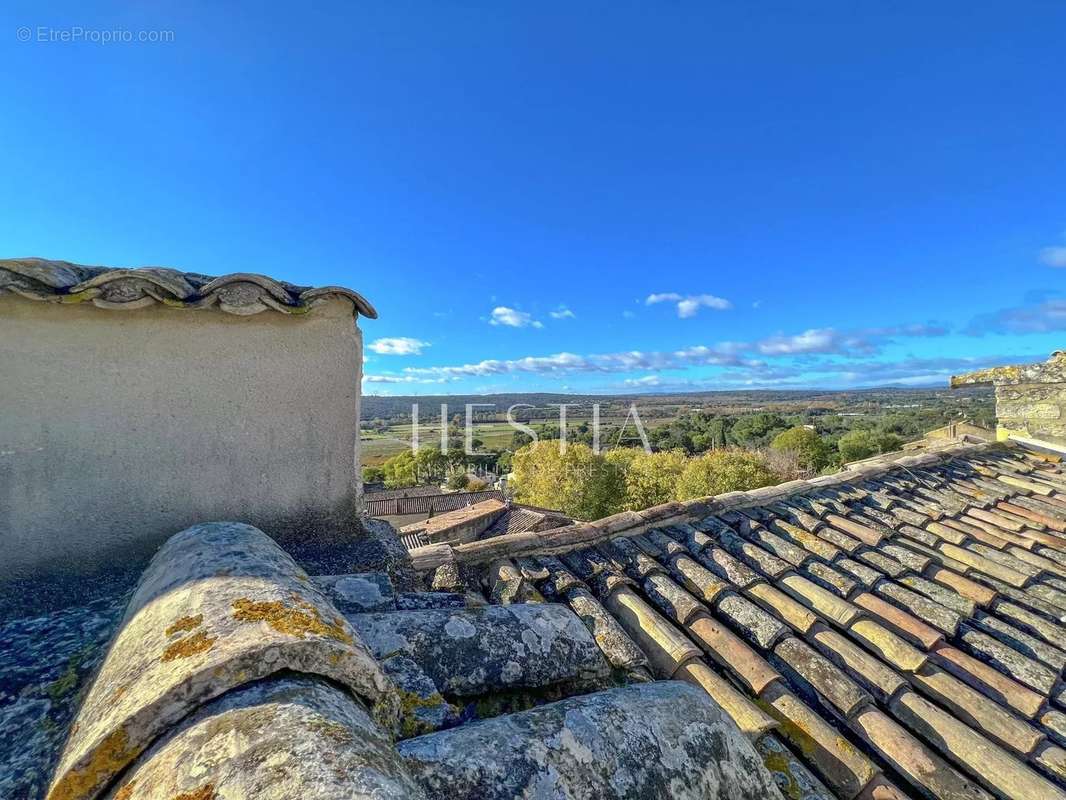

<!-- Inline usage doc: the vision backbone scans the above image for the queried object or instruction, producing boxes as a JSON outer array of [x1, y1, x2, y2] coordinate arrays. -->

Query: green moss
[[396, 688, 452, 738], [45, 645, 95, 701], [760, 749, 802, 799]]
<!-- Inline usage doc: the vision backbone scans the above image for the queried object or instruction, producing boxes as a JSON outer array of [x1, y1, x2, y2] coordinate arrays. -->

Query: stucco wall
[[0, 296, 364, 588]]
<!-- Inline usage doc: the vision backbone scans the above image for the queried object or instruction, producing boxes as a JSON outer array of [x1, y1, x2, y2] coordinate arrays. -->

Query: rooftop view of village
[[3, 4, 1066, 800]]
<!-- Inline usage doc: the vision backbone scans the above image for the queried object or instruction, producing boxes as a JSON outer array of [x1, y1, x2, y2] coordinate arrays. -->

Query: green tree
[[510, 441, 624, 520], [415, 447, 448, 482], [445, 473, 470, 491], [606, 448, 689, 511], [362, 466, 385, 484], [771, 426, 834, 472], [675, 449, 780, 500], [727, 413, 789, 448], [381, 450, 417, 488], [837, 429, 901, 463]]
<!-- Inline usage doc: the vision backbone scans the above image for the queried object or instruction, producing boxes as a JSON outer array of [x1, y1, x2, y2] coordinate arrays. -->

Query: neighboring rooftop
[[396, 499, 574, 550], [365, 488, 505, 518], [0, 257, 377, 318]]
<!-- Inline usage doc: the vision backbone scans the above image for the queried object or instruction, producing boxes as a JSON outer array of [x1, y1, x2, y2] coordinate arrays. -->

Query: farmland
[[360, 386, 994, 467]]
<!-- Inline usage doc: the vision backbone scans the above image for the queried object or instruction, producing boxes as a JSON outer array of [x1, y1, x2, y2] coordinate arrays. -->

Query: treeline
[[510, 441, 782, 520], [644, 407, 991, 471]]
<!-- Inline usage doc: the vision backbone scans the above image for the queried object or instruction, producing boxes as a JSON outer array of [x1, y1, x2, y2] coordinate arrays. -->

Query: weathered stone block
[[348, 603, 610, 698], [397, 682, 784, 799], [103, 676, 423, 800]]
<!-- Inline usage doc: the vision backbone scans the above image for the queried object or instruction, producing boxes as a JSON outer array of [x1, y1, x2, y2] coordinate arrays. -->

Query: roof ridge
[[406, 440, 1003, 572], [0, 257, 377, 318]]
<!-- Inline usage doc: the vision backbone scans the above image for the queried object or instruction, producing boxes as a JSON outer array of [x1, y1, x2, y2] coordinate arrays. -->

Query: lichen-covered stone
[[380, 655, 461, 737], [48, 522, 399, 800], [348, 604, 610, 698], [102, 676, 424, 800], [313, 572, 397, 614], [395, 591, 468, 611], [397, 682, 784, 799], [756, 734, 836, 800]]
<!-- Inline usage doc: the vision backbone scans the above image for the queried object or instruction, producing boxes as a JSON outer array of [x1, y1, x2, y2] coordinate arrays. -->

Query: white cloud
[[402, 321, 946, 381], [622, 310, 636, 319], [756, 328, 841, 355], [367, 337, 430, 356], [362, 374, 451, 384], [489, 306, 543, 328], [646, 292, 732, 318], [645, 292, 683, 305], [549, 305, 576, 320], [623, 375, 662, 387], [1040, 246, 1066, 268]]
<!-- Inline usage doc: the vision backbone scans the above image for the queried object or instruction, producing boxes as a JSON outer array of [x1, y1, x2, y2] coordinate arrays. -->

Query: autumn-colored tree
[[510, 441, 623, 520], [606, 448, 689, 511], [674, 448, 780, 500]]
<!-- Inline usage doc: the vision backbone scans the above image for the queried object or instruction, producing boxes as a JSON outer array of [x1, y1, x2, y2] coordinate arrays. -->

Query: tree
[[362, 466, 385, 484], [381, 450, 417, 488], [771, 426, 834, 472], [727, 413, 789, 448], [606, 448, 689, 511], [837, 430, 877, 463], [415, 447, 448, 482], [510, 441, 624, 520], [446, 473, 470, 491], [675, 449, 780, 500]]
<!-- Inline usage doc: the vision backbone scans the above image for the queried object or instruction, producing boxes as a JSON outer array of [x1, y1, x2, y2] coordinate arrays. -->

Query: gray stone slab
[[313, 572, 398, 614], [348, 603, 609, 698], [397, 681, 784, 800]]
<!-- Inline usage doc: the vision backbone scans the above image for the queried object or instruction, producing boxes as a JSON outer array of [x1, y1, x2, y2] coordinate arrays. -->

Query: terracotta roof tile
[[410, 442, 1066, 798]]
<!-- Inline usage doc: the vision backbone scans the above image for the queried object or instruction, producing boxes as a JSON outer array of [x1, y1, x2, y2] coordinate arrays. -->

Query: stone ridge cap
[[951, 350, 1066, 387], [0, 256, 377, 319], [406, 440, 1003, 573]]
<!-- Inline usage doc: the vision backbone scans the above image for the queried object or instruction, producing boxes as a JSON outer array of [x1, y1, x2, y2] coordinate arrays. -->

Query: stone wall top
[[0, 257, 377, 318], [951, 352, 1066, 387]]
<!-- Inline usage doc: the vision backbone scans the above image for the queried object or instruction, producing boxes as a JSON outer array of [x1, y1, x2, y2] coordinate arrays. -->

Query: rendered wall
[[0, 296, 364, 586]]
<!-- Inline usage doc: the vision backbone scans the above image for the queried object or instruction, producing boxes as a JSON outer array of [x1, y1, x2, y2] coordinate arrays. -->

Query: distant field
[[361, 415, 679, 466]]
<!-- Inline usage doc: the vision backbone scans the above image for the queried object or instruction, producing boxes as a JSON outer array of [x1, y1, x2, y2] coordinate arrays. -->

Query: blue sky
[[3, 2, 1065, 395]]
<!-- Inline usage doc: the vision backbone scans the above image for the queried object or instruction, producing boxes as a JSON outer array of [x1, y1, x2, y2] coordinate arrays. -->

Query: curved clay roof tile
[[0, 258, 376, 319]]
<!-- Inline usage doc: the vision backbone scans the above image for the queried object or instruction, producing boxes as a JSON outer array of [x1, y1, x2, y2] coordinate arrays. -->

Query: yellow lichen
[[47, 728, 136, 800], [161, 630, 217, 663], [231, 597, 352, 643], [173, 785, 215, 800], [113, 780, 137, 800], [759, 750, 801, 799], [165, 615, 203, 637]]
